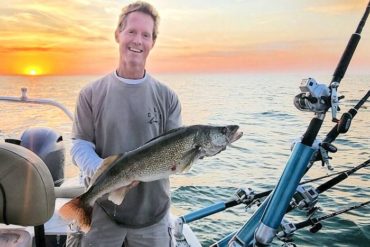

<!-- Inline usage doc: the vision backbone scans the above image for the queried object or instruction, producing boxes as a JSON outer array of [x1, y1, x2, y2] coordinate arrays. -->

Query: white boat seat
[[0, 142, 55, 226]]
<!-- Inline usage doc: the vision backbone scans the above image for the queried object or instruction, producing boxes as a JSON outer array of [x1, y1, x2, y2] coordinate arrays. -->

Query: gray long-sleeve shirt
[[72, 71, 182, 227]]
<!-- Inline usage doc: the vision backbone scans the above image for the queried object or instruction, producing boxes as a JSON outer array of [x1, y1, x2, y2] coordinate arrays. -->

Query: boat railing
[[0, 87, 73, 121]]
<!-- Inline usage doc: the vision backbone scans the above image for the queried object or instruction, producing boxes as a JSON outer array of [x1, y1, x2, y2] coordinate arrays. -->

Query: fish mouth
[[231, 130, 243, 143], [228, 126, 243, 144]]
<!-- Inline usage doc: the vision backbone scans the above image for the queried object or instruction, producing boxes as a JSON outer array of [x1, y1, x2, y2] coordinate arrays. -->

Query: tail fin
[[59, 196, 93, 233]]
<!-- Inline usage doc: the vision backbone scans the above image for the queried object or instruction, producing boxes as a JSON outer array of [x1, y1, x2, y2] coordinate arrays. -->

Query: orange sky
[[0, 0, 369, 76]]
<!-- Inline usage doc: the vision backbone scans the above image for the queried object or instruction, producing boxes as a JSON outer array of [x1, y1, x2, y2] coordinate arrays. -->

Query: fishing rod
[[226, 2, 370, 246], [287, 158, 370, 213], [174, 188, 269, 241], [328, 0, 370, 123], [309, 89, 370, 171], [209, 159, 370, 247], [205, 89, 369, 234], [226, 89, 370, 246], [292, 79, 369, 206], [297, 88, 370, 171], [206, 88, 370, 245], [178, 158, 369, 224], [300, 159, 370, 186], [277, 200, 370, 244], [295, 1, 369, 145], [324, 89, 370, 143], [174, 158, 370, 245]]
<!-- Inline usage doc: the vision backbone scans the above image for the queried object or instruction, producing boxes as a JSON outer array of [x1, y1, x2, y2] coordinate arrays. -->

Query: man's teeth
[[129, 47, 143, 53]]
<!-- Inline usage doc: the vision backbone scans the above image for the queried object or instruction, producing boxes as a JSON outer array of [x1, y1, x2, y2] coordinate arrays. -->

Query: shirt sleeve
[[72, 88, 95, 142], [71, 86, 102, 182], [71, 139, 103, 179], [165, 89, 182, 131]]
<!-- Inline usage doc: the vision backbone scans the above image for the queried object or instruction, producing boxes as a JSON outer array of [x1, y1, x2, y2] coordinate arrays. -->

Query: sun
[[24, 66, 42, 76], [29, 69, 37, 75]]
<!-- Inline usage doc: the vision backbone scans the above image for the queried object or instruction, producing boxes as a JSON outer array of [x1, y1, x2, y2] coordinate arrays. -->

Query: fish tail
[[59, 196, 93, 233]]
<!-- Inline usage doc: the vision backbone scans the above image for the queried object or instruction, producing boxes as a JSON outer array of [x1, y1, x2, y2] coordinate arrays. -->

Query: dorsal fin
[[88, 154, 121, 189], [144, 126, 186, 144]]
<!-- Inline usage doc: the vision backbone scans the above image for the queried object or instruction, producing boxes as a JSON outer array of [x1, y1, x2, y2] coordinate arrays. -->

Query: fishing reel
[[290, 185, 319, 212], [294, 78, 344, 122], [281, 242, 297, 247], [234, 187, 255, 204], [317, 142, 337, 171], [292, 137, 337, 171], [277, 218, 321, 246], [233, 188, 262, 212], [276, 219, 296, 244], [308, 139, 338, 171]]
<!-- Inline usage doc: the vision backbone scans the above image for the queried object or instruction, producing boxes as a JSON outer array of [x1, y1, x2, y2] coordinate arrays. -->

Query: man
[[70, 1, 182, 246]]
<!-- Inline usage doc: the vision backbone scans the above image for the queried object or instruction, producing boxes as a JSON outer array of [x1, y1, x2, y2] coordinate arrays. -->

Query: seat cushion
[[0, 142, 55, 226]]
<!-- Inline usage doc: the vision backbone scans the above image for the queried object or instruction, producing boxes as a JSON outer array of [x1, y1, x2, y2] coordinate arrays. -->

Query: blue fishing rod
[[175, 156, 370, 245], [175, 86, 369, 245], [211, 158, 370, 247], [225, 2, 370, 246]]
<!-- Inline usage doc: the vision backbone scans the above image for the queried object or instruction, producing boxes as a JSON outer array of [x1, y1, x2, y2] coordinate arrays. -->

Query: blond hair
[[116, 1, 160, 42]]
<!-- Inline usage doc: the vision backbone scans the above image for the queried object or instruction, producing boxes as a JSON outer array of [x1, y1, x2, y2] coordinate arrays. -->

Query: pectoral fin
[[181, 146, 201, 172], [108, 181, 140, 205], [108, 187, 130, 205]]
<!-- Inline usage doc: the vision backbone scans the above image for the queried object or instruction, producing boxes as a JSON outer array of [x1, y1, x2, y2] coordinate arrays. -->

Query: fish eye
[[221, 127, 228, 135]]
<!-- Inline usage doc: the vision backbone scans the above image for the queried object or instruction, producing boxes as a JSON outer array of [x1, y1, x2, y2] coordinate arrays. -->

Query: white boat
[[0, 88, 202, 247]]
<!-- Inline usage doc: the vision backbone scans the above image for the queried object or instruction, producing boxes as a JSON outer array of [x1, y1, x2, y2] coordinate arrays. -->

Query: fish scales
[[81, 127, 197, 205], [59, 125, 243, 232]]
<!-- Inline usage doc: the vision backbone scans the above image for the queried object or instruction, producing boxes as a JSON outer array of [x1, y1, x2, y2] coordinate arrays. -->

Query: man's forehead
[[126, 11, 154, 26]]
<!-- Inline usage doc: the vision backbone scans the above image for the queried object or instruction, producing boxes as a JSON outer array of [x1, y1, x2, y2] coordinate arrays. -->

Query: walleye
[[59, 125, 243, 232]]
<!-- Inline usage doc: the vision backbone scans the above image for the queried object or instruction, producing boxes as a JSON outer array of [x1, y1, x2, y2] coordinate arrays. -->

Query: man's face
[[116, 11, 155, 70]]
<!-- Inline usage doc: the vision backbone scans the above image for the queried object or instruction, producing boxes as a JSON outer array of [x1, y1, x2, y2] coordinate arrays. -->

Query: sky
[[0, 0, 369, 76]]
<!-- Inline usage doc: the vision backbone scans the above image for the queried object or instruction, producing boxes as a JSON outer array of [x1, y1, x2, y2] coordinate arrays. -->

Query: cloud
[[305, 1, 367, 14], [0, 1, 117, 52]]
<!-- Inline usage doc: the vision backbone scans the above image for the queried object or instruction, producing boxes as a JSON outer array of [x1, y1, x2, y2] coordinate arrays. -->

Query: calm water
[[0, 73, 369, 246]]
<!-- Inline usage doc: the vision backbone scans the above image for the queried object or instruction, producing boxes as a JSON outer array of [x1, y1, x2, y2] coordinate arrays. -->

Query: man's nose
[[132, 34, 142, 45]]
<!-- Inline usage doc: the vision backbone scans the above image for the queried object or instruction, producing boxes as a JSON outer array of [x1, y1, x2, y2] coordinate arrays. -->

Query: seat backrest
[[0, 142, 55, 226]]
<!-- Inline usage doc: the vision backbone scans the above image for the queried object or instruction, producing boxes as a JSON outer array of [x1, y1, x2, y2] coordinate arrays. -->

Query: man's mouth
[[128, 47, 143, 53]]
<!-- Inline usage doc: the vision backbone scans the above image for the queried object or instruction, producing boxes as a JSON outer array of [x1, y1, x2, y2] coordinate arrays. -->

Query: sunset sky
[[0, 0, 369, 76]]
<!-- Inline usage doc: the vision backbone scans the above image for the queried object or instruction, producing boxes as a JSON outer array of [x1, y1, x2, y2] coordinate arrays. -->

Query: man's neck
[[114, 70, 147, 84], [116, 64, 145, 79]]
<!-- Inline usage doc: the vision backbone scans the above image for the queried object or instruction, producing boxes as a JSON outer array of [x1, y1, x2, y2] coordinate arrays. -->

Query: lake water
[[0, 72, 369, 246]]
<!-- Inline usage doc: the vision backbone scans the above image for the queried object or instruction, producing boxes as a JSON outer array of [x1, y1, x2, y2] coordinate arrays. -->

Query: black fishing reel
[[294, 78, 344, 122], [314, 141, 338, 171]]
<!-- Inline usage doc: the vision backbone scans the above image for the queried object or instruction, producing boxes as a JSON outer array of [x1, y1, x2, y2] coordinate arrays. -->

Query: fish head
[[195, 125, 243, 157]]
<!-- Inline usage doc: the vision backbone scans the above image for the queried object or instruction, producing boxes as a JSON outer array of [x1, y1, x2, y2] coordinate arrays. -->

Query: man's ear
[[115, 30, 120, 43]]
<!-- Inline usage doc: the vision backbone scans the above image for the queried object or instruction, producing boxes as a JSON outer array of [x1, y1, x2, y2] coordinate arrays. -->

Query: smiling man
[[115, 9, 155, 79], [70, 1, 182, 246]]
